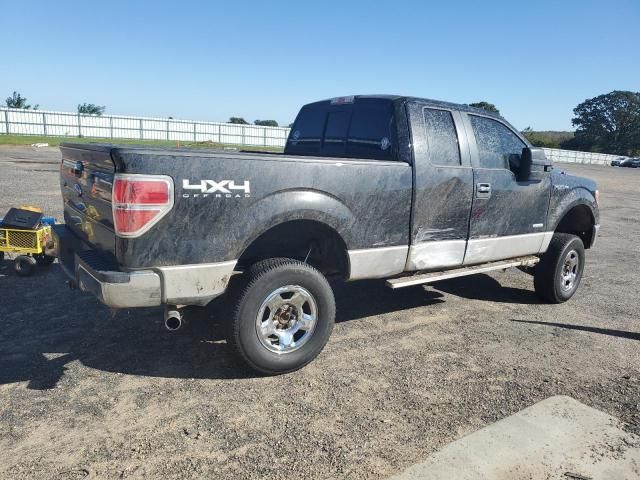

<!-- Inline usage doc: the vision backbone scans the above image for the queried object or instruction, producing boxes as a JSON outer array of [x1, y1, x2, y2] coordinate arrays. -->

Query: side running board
[[386, 255, 540, 289]]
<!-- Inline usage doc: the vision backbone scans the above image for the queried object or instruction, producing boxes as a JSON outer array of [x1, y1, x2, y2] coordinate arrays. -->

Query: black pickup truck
[[53, 95, 600, 374]]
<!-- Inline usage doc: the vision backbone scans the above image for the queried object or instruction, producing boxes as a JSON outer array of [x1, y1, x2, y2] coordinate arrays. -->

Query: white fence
[[0, 107, 290, 147], [542, 148, 623, 166], [1, 107, 626, 164]]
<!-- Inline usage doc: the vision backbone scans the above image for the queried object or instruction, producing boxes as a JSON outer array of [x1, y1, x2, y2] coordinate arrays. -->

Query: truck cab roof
[[285, 94, 511, 161], [310, 94, 505, 119]]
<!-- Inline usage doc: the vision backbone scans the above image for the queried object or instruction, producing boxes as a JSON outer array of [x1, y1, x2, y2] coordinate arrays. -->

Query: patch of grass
[[0, 134, 284, 152]]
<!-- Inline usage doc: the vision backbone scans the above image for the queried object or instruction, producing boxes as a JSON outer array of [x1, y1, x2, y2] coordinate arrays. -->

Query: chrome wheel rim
[[560, 249, 580, 292], [255, 285, 318, 354]]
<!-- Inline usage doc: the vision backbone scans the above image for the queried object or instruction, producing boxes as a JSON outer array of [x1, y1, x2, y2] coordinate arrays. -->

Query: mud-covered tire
[[34, 253, 55, 267], [534, 233, 585, 303], [230, 258, 335, 375], [14, 255, 37, 276]]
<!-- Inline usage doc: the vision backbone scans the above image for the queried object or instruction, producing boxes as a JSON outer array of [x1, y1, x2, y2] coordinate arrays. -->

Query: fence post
[[109, 116, 114, 139], [139, 119, 143, 140], [42, 112, 47, 136], [193, 122, 197, 142], [77, 112, 82, 137], [241, 125, 245, 146], [166, 119, 169, 141], [263, 127, 267, 147], [3, 110, 9, 135]]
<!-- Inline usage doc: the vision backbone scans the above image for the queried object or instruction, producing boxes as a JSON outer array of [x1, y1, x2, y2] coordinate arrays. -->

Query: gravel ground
[[0, 146, 638, 479]]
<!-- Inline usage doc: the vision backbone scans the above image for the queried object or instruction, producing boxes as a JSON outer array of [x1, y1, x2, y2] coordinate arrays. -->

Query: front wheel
[[229, 258, 335, 375], [534, 233, 585, 303]]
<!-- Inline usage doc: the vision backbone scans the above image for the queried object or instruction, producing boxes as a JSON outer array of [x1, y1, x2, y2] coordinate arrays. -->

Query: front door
[[462, 113, 552, 265]]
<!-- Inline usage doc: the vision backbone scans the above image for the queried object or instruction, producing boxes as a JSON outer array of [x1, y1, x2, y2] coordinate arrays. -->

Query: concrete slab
[[392, 396, 640, 480]]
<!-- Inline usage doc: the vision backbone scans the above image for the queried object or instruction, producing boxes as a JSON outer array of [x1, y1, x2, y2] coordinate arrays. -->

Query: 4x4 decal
[[182, 179, 251, 198]]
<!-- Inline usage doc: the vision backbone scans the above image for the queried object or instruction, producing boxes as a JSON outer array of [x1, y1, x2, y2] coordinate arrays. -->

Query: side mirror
[[518, 147, 551, 182]]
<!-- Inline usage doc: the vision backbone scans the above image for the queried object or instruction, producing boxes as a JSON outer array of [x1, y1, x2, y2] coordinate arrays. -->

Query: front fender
[[548, 185, 599, 230]]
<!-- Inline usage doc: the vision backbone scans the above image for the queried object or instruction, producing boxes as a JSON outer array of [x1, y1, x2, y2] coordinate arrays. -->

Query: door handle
[[476, 183, 491, 199]]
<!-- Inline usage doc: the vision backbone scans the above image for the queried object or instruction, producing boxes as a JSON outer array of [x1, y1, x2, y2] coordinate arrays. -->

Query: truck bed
[[59, 143, 413, 269]]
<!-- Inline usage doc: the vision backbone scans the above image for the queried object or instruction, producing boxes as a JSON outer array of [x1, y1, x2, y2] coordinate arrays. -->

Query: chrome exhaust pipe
[[164, 307, 183, 331]]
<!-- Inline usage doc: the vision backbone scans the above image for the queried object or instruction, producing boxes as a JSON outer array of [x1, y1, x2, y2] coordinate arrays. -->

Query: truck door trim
[[347, 245, 408, 280], [346, 230, 555, 280], [463, 231, 554, 265], [405, 239, 467, 270]]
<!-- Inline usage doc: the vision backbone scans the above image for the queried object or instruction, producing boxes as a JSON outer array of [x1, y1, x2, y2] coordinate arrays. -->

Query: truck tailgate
[[59, 144, 116, 258]]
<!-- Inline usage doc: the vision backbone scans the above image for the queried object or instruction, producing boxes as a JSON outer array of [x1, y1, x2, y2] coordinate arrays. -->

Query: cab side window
[[469, 115, 525, 171], [423, 108, 461, 166]]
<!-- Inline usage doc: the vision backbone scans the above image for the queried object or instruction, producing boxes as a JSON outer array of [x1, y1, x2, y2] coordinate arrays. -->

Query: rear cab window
[[285, 97, 398, 161]]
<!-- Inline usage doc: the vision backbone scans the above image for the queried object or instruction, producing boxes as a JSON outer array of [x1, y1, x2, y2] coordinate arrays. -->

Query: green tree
[[254, 119, 279, 127], [77, 103, 105, 115], [229, 117, 249, 125], [521, 128, 574, 149], [566, 90, 640, 156], [5, 91, 38, 109], [469, 101, 499, 115]]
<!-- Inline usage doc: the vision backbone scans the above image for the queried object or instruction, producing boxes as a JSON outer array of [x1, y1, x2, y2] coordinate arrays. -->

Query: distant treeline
[[7, 89, 639, 156], [525, 91, 640, 156], [521, 129, 574, 149], [475, 91, 639, 156]]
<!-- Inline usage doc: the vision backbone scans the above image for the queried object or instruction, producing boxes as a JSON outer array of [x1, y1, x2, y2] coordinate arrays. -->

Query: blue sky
[[1, 0, 638, 130]]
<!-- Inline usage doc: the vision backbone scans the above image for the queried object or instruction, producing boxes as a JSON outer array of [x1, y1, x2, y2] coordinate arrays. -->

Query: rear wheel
[[534, 233, 585, 303], [14, 255, 37, 276], [230, 258, 335, 375]]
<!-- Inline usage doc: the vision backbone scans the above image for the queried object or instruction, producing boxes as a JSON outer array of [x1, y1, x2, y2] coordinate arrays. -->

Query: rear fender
[[234, 189, 355, 258]]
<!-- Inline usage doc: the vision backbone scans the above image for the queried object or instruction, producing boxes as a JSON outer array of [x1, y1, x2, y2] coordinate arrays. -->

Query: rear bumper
[[52, 225, 236, 308], [53, 225, 162, 308], [78, 264, 161, 308]]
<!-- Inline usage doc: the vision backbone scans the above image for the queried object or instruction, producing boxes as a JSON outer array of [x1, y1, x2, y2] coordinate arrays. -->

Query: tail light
[[112, 174, 174, 237]]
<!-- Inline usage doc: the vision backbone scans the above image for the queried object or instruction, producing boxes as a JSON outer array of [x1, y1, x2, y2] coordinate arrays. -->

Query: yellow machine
[[0, 205, 56, 276]]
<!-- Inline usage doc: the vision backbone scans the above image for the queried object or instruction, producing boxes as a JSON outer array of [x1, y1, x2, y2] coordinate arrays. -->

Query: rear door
[[59, 145, 116, 257], [462, 113, 552, 264], [405, 102, 474, 271]]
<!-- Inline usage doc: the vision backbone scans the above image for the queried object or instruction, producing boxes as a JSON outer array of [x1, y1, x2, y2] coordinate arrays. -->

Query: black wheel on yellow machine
[[14, 255, 37, 276], [0, 251, 4, 262], [34, 253, 55, 267]]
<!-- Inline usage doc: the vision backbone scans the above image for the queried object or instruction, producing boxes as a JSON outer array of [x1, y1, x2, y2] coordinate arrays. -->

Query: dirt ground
[[0, 146, 638, 479]]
